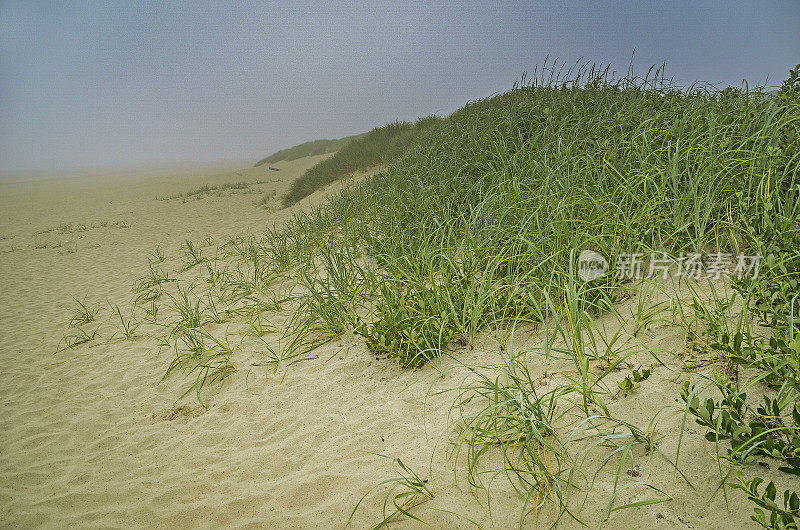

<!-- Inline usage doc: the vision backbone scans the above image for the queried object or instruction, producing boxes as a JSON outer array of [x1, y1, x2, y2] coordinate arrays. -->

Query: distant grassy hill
[[281, 116, 442, 206], [254, 134, 367, 167]]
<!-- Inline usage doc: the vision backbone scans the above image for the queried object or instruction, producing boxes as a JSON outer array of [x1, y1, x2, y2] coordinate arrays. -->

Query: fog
[[1, 0, 798, 175]]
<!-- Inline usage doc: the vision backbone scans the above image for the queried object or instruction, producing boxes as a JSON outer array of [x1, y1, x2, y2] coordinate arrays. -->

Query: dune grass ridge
[[281, 116, 442, 206], [254, 134, 367, 167]]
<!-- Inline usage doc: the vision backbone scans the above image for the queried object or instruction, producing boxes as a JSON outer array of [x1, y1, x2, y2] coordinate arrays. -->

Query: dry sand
[[0, 156, 780, 528]]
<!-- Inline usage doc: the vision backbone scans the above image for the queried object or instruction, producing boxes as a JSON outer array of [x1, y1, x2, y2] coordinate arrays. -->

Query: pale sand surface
[[0, 156, 778, 528]]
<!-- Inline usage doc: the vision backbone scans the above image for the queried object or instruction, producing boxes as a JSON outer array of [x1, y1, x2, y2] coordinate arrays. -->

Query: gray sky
[[1, 1, 798, 175]]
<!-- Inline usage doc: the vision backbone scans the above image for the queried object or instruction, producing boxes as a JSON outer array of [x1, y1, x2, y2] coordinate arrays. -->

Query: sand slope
[[0, 157, 778, 528]]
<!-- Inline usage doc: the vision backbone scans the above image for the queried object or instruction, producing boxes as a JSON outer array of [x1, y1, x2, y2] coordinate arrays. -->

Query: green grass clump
[[163, 327, 238, 405], [110, 303, 140, 341], [58, 326, 98, 352], [356, 279, 457, 368], [180, 240, 206, 271], [69, 298, 101, 327], [282, 116, 442, 206], [254, 133, 366, 167], [348, 455, 435, 528]]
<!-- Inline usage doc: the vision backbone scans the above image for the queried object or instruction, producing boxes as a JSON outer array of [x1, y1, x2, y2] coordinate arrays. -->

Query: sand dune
[[0, 156, 776, 528]]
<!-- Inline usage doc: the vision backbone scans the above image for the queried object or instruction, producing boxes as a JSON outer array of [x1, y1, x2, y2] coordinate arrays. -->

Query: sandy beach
[[0, 155, 786, 529], [2, 2, 798, 528]]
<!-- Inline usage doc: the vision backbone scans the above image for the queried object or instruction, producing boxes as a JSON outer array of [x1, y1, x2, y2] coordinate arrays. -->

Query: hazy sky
[[1, 1, 798, 174]]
